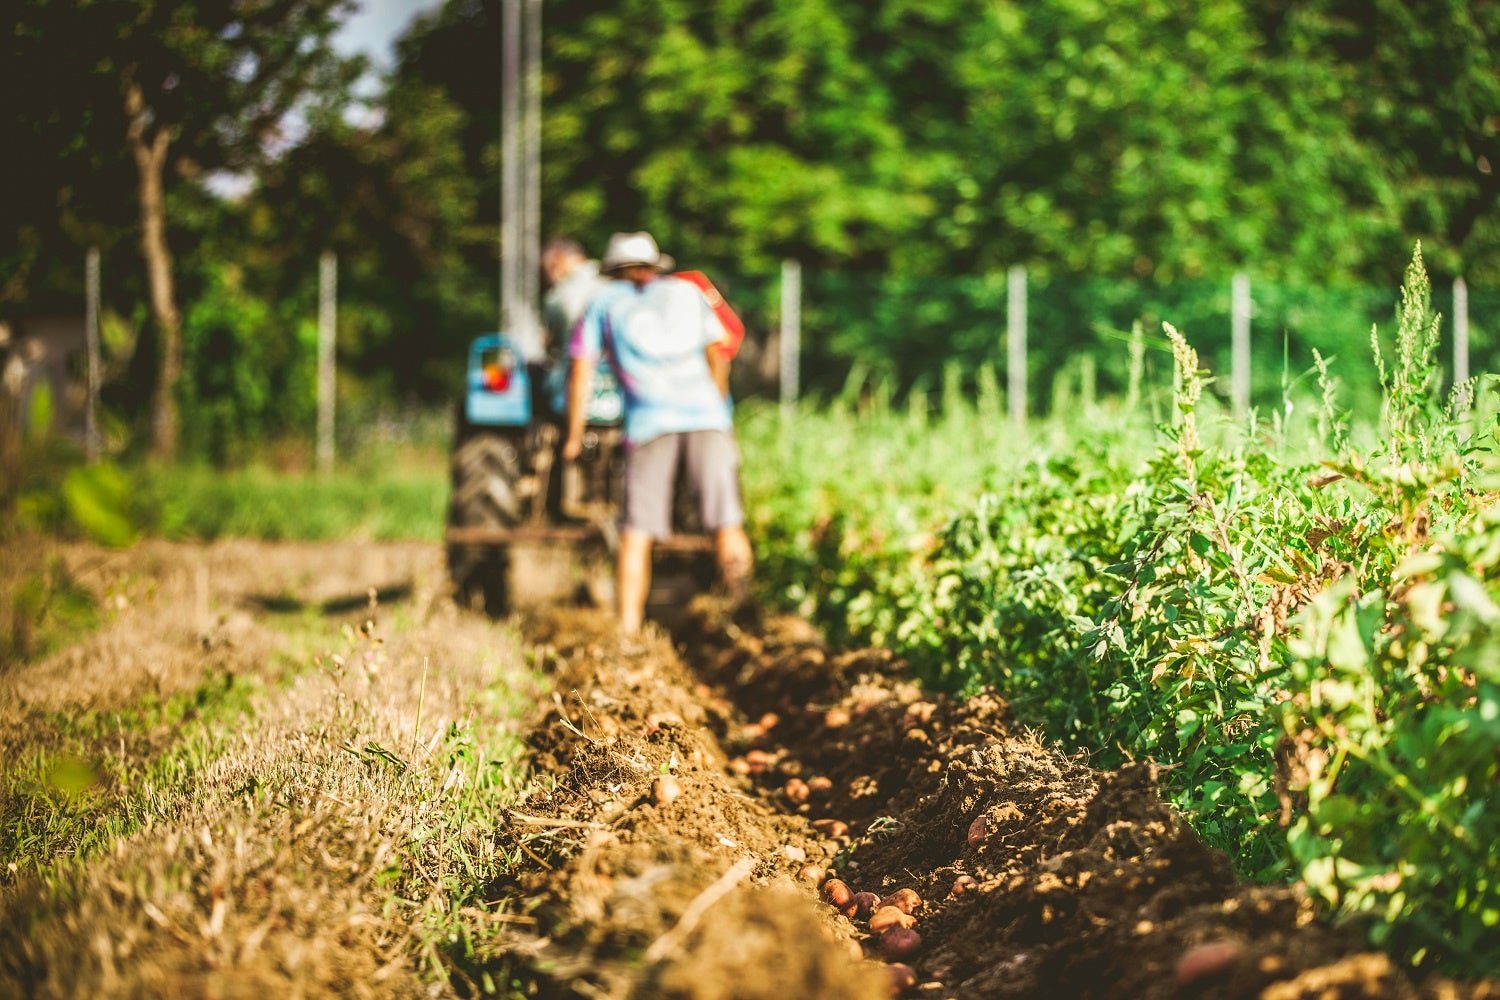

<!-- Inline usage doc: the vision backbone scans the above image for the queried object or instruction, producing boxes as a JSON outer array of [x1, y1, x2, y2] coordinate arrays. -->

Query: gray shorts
[[622, 430, 744, 539]]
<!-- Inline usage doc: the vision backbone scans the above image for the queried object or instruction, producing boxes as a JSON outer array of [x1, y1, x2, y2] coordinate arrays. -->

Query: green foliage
[[4, 382, 137, 547], [132, 460, 446, 542], [1, 554, 99, 665], [60, 463, 136, 548], [2, 670, 264, 873], [744, 246, 1500, 973], [178, 263, 315, 463]]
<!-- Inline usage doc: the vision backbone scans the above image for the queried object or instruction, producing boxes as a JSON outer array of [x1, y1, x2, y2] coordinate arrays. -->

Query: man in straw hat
[[563, 231, 754, 635]]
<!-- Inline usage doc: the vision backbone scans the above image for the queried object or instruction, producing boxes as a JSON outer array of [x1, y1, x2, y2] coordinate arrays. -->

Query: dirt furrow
[[491, 600, 1496, 999]]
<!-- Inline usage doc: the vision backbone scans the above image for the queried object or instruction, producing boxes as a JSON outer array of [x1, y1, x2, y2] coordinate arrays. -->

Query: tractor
[[445, 333, 712, 615]]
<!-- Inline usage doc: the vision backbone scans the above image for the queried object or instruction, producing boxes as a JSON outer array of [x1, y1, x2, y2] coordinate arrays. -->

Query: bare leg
[[715, 525, 753, 601], [618, 528, 654, 634]]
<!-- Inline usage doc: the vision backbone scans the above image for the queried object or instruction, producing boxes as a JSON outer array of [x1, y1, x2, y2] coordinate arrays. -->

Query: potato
[[847, 891, 880, 920], [879, 926, 922, 962], [798, 864, 827, 886], [869, 905, 917, 933], [886, 963, 918, 993], [904, 701, 938, 725], [879, 888, 923, 915], [951, 875, 978, 896], [966, 814, 988, 848], [645, 711, 683, 734], [807, 776, 834, 795], [651, 775, 682, 806], [784, 778, 811, 805], [1174, 941, 1242, 986], [824, 706, 851, 729], [813, 818, 849, 838], [821, 878, 854, 909]]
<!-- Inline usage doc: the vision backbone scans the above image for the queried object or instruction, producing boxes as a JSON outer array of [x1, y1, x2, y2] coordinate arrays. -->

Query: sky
[[332, 0, 440, 70], [209, 0, 436, 198]]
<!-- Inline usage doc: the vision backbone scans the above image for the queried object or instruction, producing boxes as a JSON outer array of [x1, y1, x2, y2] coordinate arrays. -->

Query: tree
[[1258, 0, 1500, 281], [6, 0, 359, 460]]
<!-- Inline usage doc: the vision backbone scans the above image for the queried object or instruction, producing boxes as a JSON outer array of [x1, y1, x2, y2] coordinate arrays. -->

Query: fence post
[[500, 0, 520, 336], [317, 251, 337, 474], [521, 0, 542, 354], [780, 258, 802, 416], [1231, 272, 1251, 418], [1007, 264, 1027, 429], [84, 246, 101, 461], [1454, 275, 1470, 411]]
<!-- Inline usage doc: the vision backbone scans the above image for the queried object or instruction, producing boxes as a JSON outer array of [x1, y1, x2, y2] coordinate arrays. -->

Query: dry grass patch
[[1, 540, 539, 999]]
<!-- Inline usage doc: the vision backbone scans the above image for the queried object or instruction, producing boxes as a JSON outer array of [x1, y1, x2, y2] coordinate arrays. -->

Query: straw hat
[[600, 231, 675, 274]]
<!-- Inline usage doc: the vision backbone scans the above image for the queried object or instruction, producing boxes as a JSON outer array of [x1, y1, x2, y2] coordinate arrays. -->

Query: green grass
[[2, 668, 268, 879], [133, 459, 447, 541]]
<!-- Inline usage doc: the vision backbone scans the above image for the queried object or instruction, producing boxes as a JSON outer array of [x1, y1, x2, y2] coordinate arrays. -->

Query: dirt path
[[489, 603, 1499, 999], [3, 541, 1498, 998]]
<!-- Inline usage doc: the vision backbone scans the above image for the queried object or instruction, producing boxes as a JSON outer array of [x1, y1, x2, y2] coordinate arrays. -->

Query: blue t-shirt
[[569, 276, 732, 444]]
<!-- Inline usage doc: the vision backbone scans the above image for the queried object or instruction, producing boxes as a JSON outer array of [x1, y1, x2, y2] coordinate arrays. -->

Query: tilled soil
[[492, 599, 1498, 1000], [6, 540, 1499, 999]]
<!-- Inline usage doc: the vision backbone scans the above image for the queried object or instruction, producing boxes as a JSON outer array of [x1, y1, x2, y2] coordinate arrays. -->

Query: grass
[[135, 458, 447, 541], [0, 544, 541, 998], [0, 543, 101, 663], [2, 668, 267, 878]]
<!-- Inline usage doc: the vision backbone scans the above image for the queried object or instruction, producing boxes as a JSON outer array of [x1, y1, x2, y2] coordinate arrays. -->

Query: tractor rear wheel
[[447, 430, 527, 612]]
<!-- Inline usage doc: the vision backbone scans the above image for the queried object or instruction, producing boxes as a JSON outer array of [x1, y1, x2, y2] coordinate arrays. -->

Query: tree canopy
[[5, 0, 1499, 456]]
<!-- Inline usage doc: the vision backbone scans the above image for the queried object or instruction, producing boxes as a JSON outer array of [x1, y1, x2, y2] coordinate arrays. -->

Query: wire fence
[[716, 266, 1497, 417], [6, 247, 1495, 465]]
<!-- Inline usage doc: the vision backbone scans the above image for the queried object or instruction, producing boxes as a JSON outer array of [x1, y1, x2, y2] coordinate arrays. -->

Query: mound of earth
[[483, 599, 1498, 999]]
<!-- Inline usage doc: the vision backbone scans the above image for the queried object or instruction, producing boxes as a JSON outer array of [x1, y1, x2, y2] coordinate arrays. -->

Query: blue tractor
[[445, 333, 626, 612]]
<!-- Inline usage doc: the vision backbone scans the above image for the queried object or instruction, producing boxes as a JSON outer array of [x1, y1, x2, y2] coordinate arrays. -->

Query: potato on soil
[[651, 775, 683, 805], [951, 875, 978, 896], [798, 864, 827, 885], [784, 777, 811, 804], [822, 878, 854, 909], [812, 818, 849, 838], [880, 926, 922, 962], [869, 906, 917, 933], [1175, 940, 1242, 986], [848, 891, 881, 920], [879, 888, 923, 915], [644, 710, 682, 734], [807, 775, 834, 795], [886, 963, 918, 993], [967, 814, 988, 847]]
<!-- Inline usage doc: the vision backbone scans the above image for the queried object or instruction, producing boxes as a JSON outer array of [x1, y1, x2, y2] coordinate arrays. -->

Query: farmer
[[563, 231, 754, 636], [541, 236, 610, 358]]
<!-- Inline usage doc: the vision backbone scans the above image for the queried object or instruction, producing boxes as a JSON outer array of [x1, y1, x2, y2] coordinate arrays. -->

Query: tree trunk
[[125, 80, 181, 462]]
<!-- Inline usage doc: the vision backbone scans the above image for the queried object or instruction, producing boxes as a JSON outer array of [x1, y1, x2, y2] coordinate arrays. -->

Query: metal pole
[[317, 251, 337, 474], [520, 0, 542, 357], [1454, 275, 1470, 410], [84, 246, 101, 461], [1231, 272, 1251, 418], [1007, 264, 1027, 429], [500, 0, 521, 335], [780, 258, 802, 415]]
